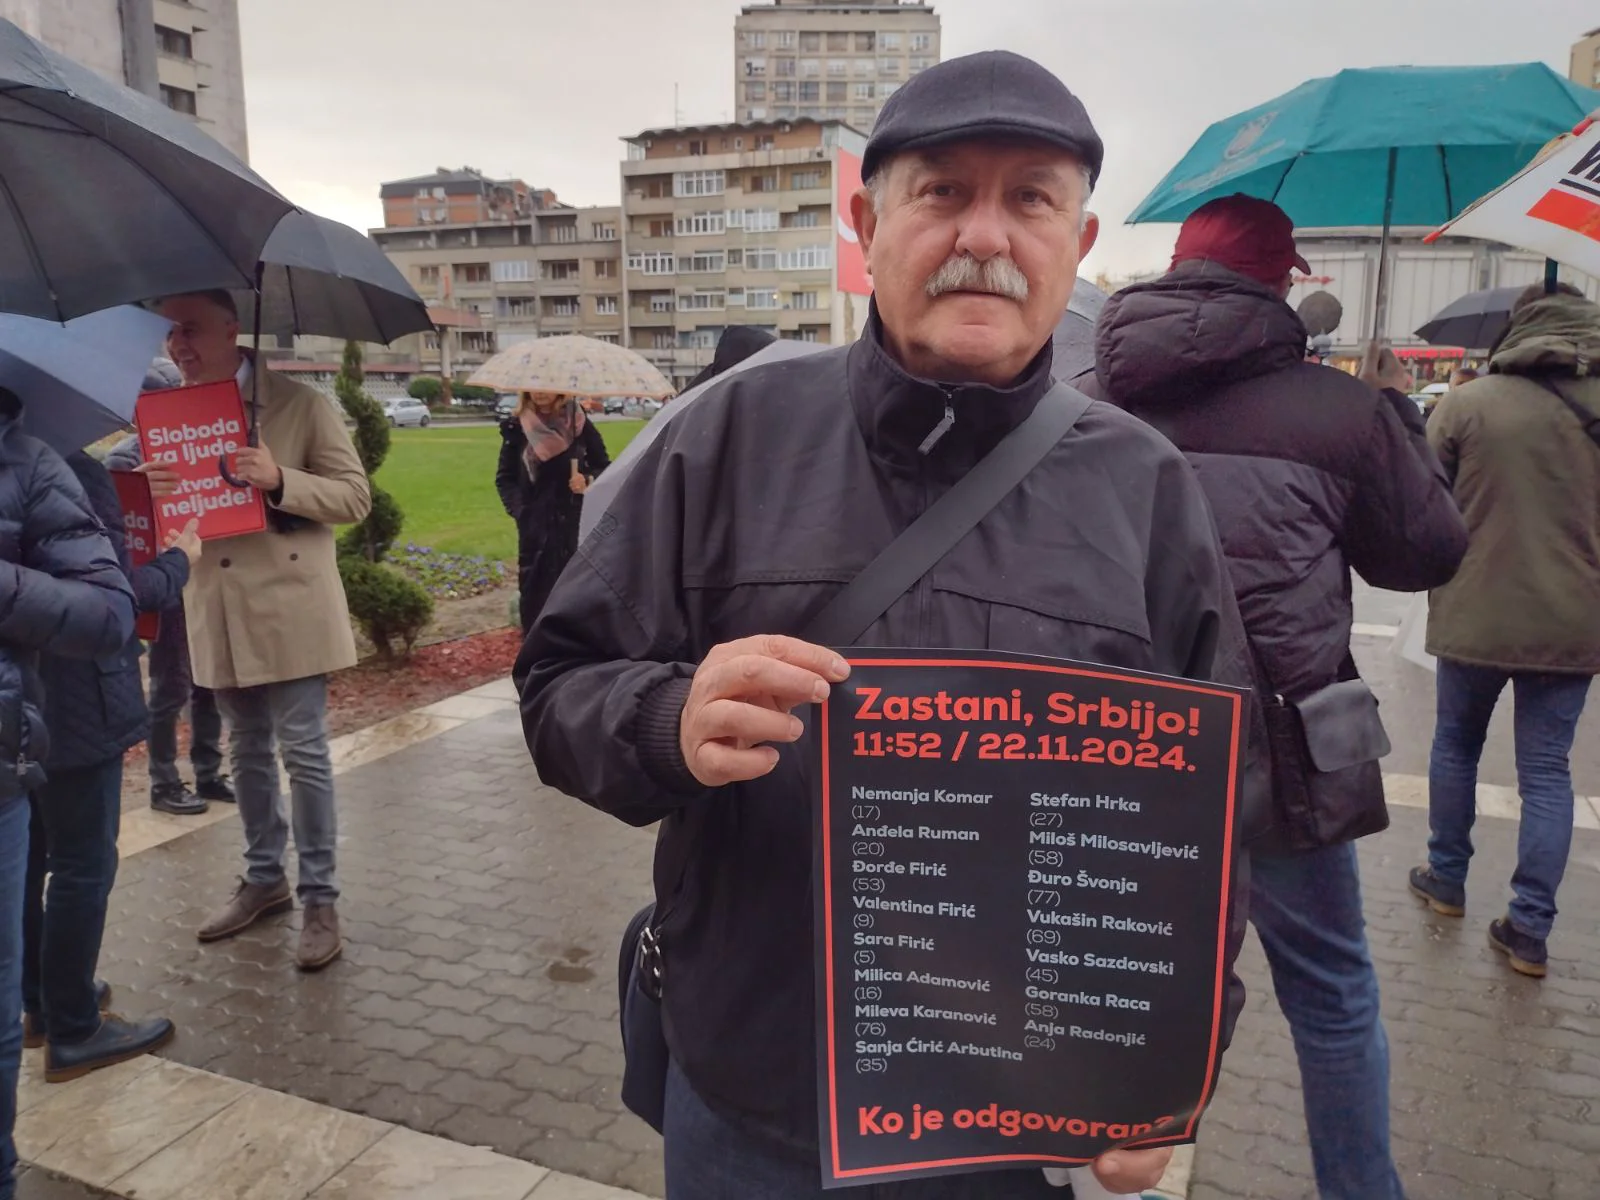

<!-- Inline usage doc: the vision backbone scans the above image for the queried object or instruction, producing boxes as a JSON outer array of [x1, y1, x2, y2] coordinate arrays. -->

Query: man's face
[[851, 140, 1099, 386], [157, 295, 241, 385]]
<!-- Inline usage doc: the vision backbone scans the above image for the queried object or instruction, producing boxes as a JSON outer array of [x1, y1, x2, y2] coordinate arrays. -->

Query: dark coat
[[0, 414, 135, 797], [1087, 262, 1467, 844], [517, 310, 1258, 1156], [37, 454, 189, 770]]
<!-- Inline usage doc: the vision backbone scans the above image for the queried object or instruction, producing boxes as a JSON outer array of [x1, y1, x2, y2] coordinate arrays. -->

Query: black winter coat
[[1087, 263, 1468, 844], [37, 454, 189, 770], [494, 416, 611, 562], [517, 312, 1259, 1157], [0, 416, 136, 797]]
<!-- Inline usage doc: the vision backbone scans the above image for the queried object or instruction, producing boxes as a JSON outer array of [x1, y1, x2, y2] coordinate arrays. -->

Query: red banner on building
[[837, 147, 873, 297], [135, 381, 266, 543], [109, 469, 162, 642]]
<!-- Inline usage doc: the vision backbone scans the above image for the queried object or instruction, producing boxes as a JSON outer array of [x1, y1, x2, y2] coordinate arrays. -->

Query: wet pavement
[[54, 583, 1600, 1200]]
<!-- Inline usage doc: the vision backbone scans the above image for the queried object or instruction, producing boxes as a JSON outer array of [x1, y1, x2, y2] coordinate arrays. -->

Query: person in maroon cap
[[1083, 194, 1467, 1200]]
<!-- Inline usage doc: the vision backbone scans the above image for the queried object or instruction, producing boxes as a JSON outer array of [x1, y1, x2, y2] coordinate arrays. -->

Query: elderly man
[[519, 52, 1254, 1198], [140, 291, 370, 971]]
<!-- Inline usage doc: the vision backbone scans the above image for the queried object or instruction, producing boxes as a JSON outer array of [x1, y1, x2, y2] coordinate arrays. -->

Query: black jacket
[[37, 453, 189, 770], [517, 312, 1259, 1155], [495, 416, 611, 559], [1088, 263, 1467, 842], [0, 416, 136, 797]]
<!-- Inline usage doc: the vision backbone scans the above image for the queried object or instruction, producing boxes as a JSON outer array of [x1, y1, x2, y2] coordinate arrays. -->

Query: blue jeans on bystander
[[1428, 659, 1594, 939], [0, 791, 31, 1200], [1251, 844, 1406, 1200]]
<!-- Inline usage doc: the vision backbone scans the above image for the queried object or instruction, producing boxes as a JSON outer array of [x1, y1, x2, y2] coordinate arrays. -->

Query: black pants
[[147, 603, 223, 790], [518, 526, 581, 636]]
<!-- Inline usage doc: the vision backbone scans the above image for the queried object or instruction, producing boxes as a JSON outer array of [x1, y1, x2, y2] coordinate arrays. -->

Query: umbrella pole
[[1370, 147, 1399, 343], [1545, 257, 1559, 295], [219, 264, 264, 488]]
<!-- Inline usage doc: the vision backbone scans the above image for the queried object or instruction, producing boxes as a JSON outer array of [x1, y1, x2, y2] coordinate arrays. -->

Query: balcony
[[779, 189, 834, 212], [623, 194, 677, 216]]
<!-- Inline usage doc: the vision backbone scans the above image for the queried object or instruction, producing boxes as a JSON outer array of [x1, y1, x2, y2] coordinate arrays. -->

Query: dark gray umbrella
[[1051, 276, 1109, 384], [231, 212, 433, 346], [0, 19, 293, 321], [1416, 286, 1523, 351]]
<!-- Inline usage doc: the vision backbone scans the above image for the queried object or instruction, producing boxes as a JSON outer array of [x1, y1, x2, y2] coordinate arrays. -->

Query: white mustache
[[925, 255, 1030, 303]]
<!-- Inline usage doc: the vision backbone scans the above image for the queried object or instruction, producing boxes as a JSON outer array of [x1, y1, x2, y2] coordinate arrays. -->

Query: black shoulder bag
[[617, 383, 1095, 1132]]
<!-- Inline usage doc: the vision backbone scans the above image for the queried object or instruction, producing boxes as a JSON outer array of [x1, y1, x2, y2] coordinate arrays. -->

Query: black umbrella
[[1051, 276, 1109, 384], [0, 19, 294, 321], [232, 212, 433, 346], [1416, 285, 1523, 351]]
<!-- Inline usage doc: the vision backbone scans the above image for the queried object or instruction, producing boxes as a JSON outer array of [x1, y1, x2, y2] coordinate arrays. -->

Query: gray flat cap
[[862, 50, 1104, 187]]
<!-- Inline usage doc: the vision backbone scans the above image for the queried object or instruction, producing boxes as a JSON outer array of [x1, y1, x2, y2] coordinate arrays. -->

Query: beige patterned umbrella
[[466, 335, 674, 399]]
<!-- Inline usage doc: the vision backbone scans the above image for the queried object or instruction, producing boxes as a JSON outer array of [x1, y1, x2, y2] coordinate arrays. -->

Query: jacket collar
[[846, 299, 1055, 478]]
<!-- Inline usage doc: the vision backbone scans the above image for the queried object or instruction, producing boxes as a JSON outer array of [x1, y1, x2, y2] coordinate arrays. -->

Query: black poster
[[813, 649, 1245, 1188]]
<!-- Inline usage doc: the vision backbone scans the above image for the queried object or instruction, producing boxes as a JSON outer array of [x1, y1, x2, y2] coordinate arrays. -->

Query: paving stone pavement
[[96, 706, 664, 1196], [1190, 804, 1600, 1200]]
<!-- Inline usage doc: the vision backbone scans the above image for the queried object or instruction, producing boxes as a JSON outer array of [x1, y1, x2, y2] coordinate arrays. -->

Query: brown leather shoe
[[197, 877, 293, 943], [297, 904, 342, 972]]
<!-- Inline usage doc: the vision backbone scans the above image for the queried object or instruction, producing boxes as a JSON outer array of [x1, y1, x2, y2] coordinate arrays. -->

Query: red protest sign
[[110, 469, 162, 643], [135, 381, 266, 543]]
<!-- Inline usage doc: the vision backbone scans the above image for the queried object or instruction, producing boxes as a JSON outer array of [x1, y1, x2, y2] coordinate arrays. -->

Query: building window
[[909, 56, 933, 73], [416, 265, 440, 287], [649, 294, 675, 312], [785, 211, 821, 228], [792, 328, 821, 343], [756, 133, 776, 150], [491, 260, 533, 283], [593, 223, 618, 240], [854, 58, 874, 76], [880, 32, 902, 51], [827, 59, 848, 77], [744, 30, 766, 50], [747, 173, 779, 193], [777, 30, 796, 48], [646, 218, 673, 239], [779, 245, 832, 271], [594, 332, 620, 344], [775, 106, 797, 119], [678, 291, 727, 311], [727, 208, 780, 232], [745, 107, 768, 121], [496, 297, 537, 319], [745, 246, 779, 271], [593, 259, 618, 279], [791, 170, 823, 190], [853, 108, 876, 128], [854, 82, 875, 101], [747, 288, 780, 310], [775, 58, 797, 77], [799, 81, 820, 102], [827, 31, 850, 52], [773, 81, 794, 102], [825, 106, 848, 120], [878, 58, 901, 78], [547, 298, 580, 318], [911, 33, 934, 51], [801, 59, 820, 77], [743, 57, 767, 76], [628, 251, 676, 275], [543, 261, 581, 282], [799, 31, 821, 51], [677, 251, 726, 273], [827, 81, 848, 103], [595, 295, 619, 315], [675, 211, 727, 237], [688, 140, 709, 156], [674, 170, 726, 198], [879, 83, 900, 101], [856, 31, 876, 52], [651, 331, 675, 349], [160, 85, 197, 115], [746, 81, 767, 101], [456, 263, 491, 284], [791, 290, 820, 310], [155, 25, 193, 58]]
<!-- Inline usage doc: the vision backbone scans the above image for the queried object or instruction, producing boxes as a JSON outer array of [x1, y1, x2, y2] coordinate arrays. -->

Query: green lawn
[[373, 420, 646, 562]]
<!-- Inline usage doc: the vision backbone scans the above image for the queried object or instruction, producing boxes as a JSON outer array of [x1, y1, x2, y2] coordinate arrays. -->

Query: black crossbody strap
[[801, 381, 1095, 647], [1535, 377, 1600, 449]]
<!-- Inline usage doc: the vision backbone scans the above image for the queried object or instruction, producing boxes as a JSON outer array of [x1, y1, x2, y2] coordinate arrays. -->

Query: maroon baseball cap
[[1171, 194, 1310, 286]]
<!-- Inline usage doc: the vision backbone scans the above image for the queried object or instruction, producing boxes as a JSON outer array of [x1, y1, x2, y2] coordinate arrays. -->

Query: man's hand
[[1092, 1146, 1173, 1193], [234, 444, 283, 492], [164, 518, 202, 565], [680, 635, 851, 787], [1358, 341, 1411, 393], [134, 460, 182, 498]]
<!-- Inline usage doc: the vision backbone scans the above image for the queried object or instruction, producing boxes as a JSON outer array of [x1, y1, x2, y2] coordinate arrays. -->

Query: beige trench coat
[[185, 362, 371, 690]]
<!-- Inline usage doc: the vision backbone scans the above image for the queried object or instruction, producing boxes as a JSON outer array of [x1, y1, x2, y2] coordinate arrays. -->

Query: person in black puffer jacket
[[24, 451, 198, 1084], [0, 388, 134, 1200], [1084, 195, 1467, 1200]]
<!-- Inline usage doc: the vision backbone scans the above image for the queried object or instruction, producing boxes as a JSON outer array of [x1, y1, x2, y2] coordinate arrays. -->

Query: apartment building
[[0, 0, 249, 159], [1572, 26, 1600, 89], [734, 0, 940, 131], [620, 119, 872, 390], [370, 169, 622, 379]]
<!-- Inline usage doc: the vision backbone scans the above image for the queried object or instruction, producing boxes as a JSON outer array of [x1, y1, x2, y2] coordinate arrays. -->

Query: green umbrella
[[1128, 64, 1600, 335]]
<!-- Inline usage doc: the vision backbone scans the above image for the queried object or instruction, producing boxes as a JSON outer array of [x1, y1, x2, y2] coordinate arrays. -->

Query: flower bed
[[391, 543, 510, 600]]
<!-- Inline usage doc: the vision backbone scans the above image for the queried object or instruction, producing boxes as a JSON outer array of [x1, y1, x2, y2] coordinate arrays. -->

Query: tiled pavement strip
[[16, 623, 1600, 1200]]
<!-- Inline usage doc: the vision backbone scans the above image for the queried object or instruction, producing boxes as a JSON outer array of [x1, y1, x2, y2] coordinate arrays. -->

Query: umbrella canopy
[[232, 211, 433, 345], [1427, 116, 1600, 279], [1415, 285, 1525, 350], [469, 335, 673, 399], [0, 19, 294, 321], [579, 340, 826, 540], [1051, 277, 1109, 382], [1129, 64, 1600, 227], [0, 306, 171, 454]]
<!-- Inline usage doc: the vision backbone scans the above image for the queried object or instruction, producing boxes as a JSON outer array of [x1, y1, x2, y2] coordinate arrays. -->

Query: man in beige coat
[[142, 291, 371, 970]]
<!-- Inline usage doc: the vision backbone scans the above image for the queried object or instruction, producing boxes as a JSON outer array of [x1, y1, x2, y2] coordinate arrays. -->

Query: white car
[[383, 397, 432, 428]]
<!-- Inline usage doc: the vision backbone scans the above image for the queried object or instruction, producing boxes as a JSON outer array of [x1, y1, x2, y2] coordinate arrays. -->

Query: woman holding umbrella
[[496, 392, 610, 634]]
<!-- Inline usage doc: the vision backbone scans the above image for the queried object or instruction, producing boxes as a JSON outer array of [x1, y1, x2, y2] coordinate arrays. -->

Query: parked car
[[494, 394, 518, 420], [603, 397, 626, 415], [383, 397, 432, 428]]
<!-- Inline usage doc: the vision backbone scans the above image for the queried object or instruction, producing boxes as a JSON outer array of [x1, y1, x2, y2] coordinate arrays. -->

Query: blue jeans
[[1251, 845, 1404, 1200], [1428, 660, 1594, 939], [0, 792, 30, 1200], [22, 758, 122, 1044], [663, 1060, 1067, 1199]]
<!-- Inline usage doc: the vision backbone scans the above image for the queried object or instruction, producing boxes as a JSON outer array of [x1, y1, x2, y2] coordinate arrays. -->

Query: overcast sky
[[238, 0, 1597, 275]]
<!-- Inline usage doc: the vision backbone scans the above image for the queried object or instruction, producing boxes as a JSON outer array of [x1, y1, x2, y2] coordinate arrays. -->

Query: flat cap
[[862, 50, 1104, 187]]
